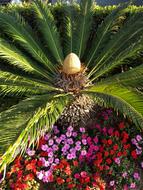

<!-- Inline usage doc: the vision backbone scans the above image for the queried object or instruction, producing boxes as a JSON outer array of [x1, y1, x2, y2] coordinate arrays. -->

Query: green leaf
[[33, 0, 63, 64], [0, 93, 72, 172], [84, 85, 143, 129]]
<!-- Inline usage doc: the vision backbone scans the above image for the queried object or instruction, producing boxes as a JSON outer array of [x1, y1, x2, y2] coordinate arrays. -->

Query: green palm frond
[[86, 3, 128, 66], [0, 11, 55, 75], [89, 13, 143, 79], [33, 0, 63, 63], [0, 93, 72, 172], [74, 0, 93, 58], [84, 86, 143, 129], [93, 64, 143, 89]]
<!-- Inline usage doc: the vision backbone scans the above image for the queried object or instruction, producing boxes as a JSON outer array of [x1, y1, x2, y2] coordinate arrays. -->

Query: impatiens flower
[[80, 171, 87, 178], [37, 171, 44, 180], [122, 172, 128, 178], [136, 134, 142, 142], [133, 172, 140, 180], [141, 162, 143, 168], [75, 145, 81, 151], [93, 136, 99, 144], [44, 133, 51, 140], [67, 138, 74, 144], [74, 173, 80, 179], [109, 180, 115, 186], [130, 182, 136, 189], [72, 132, 77, 137], [67, 126, 73, 132], [114, 158, 121, 165], [41, 144, 48, 151], [26, 148, 35, 156], [56, 177, 65, 185], [131, 138, 137, 145], [80, 127, 85, 133], [82, 139, 87, 145], [67, 154, 73, 160], [48, 139, 54, 146], [55, 158, 60, 164], [66, 131, 72, 137], [48, 157, 54, 163], [52, 144, 59, 151], [81, 150, 87, 156]]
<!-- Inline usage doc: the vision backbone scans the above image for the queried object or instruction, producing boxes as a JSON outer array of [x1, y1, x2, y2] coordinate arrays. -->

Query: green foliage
[[0, 0, 143, 171]]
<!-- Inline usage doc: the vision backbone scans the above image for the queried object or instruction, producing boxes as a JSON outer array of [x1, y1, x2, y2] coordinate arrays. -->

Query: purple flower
[[133, 172, 140, 180], [114, 158, 121, 165], [41, 144, 48, 151], [136, 135, 142, 142], [122, 172, 128, 178], [81, 150, 87, 156], [82, 139, 87, 145], [72, 132, 77, 137], [60, 134, 66, 140], [52, 144, 59, 151], [62, 144, 70, 152], [80, 127, 85, 133], [70, 148, 76, 154], [75, 145, 81, 151], [48, 157, 54, 163], [136, 149, 142, 155], [37, 171, 44, 180], [131, 138, 138, 145], [67, 138, 74, 145], [53, 126, 59, 134], [110, 180, 115, 186], [48, 139, 54, 146], [48, 152, 53, 158], [130, 183, 136, 189], [26, 148, 35, 156], [55, 158, 60, 164], [67, 153, 73, 160], [76, 141, 81, 145], [66, 131, 72, 137], [67, 126, 73, 132], [55, 138, 61, 144], [44, 133, 51, 140]]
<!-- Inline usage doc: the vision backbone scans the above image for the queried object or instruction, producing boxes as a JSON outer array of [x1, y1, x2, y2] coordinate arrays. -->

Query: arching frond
[[74, 0, 93, 58], [33, 0, 63, 63], [84, 86, 143, 129], [0, 93, 72, 172], [0, 11, 55, 75], [92, 64, 143, 89], [89, 12, 143, 79]]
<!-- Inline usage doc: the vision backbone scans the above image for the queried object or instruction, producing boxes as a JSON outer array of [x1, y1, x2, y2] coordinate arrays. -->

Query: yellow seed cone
[[63, 53, 81, 75]]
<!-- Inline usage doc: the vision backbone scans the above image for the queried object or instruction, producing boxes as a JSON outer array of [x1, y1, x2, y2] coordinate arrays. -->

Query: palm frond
[[84, 86, 143, 129], [89, 13, 143, 79], [86, 3, 128, 66], [0, 93, 72, 172], [74, 0, 93, 58], [0, 11, 55, 75], [33, 0, 63, 64], [92, 64, 143, 89]]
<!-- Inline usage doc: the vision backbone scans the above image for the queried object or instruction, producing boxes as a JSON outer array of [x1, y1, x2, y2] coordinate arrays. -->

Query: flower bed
[[1, 109, 143, 190]]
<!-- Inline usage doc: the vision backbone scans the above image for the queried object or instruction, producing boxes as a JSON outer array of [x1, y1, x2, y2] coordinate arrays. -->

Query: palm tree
[[0, 0, 143, 171]]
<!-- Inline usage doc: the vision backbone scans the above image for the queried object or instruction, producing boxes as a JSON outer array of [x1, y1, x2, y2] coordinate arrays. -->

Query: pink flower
[[55, 138, 61, 144], [80, 171, 87, 178], [37, 171, 44, 180], [66, 131, 72, 137], [52, 144, 59, 151], [48, 152, 53, 158], [94, 145, 99, 151], [133, 172, 140, 180], [48, 157, 54, 163], [136, 135, 142, 142], [108, 128, 114, 135], [76, 141, 81, 145], [114, 158, 121, 165], [41, 144, 48, 151], [74, 173, 80, 179], [110, 180, 115, 186], [93, 136, 98, 144], [72, 132, 77, 137], [122, 172, 128, 178], [44, 133, 51, 140], [130, 183, 136, 189], [80, 127, 85, 133], [67, 154, 73, 160], [67, 126, 73, 132], [75, 145, 81, 151], [48, 139, 54, 146], [81, 150, 87, 156], [141, 162, 143, 168], [67, 138, 74, 144], [26, 148, 35, 156], [82, 139, 87, 145], [123, 184, 128, 190], [55, 158, 60, 164]]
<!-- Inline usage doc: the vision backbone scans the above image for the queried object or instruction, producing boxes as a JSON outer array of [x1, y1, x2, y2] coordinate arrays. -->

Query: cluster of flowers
[[1, 109, 143, 190]]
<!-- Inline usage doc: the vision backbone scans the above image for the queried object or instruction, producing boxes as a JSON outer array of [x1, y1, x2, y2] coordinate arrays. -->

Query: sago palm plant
[[0, 0, 143, 171]]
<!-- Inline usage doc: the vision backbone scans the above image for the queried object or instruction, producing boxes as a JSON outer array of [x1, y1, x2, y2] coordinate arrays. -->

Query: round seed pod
[[63, 53, 81, 75]]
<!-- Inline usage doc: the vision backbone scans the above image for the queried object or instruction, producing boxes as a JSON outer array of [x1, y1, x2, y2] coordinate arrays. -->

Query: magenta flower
[[52, 144, 59, 151], [80, 127, 85, 133], [130, 183, 136, 189], [93, 136, 98, 144], [133, 172, 140, 180], [48, 152, 53, 158], [55, 158, 60, 164], [114, 158, 121, 165], [67, 126, 73, 132], [67, 153, 73, 160], [74, 173, 80, 179], [80, 171, 87, 178], [131, 138, 137, 145], [94, 145, 99, 151], [44, 133, 51, 140], [75, 145, 81, 151], [48, 157, 54, 163], [55, 138, 61, 144]]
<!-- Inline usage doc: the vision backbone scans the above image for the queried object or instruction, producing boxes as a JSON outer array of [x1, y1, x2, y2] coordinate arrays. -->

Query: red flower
[[37, 160, 43, 167], [131, 150, 137, 159], [124, 144, 131, 150], [85, 186, 90, 190], [67, 183, 76, 188], [106, 158, 112, 165], [114, 130, 120, 138], [104, 151, 109, 157], [73, 160, 78, 167], [40, 152, 49, 157], [119, 122, 125, 129], [64, 166, 71, 175], [23, 173, 34, 181], [56, 177, 65, 185], [117, 152, 122, 157], [84, 176, 90, 183], [110, 150, 115, 155], [113, 144, 118, 151], [107, 139, 112, 145], [122, 150, 127, 156], [66, 178, 72, 183], [121, 131, 129, 139]]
